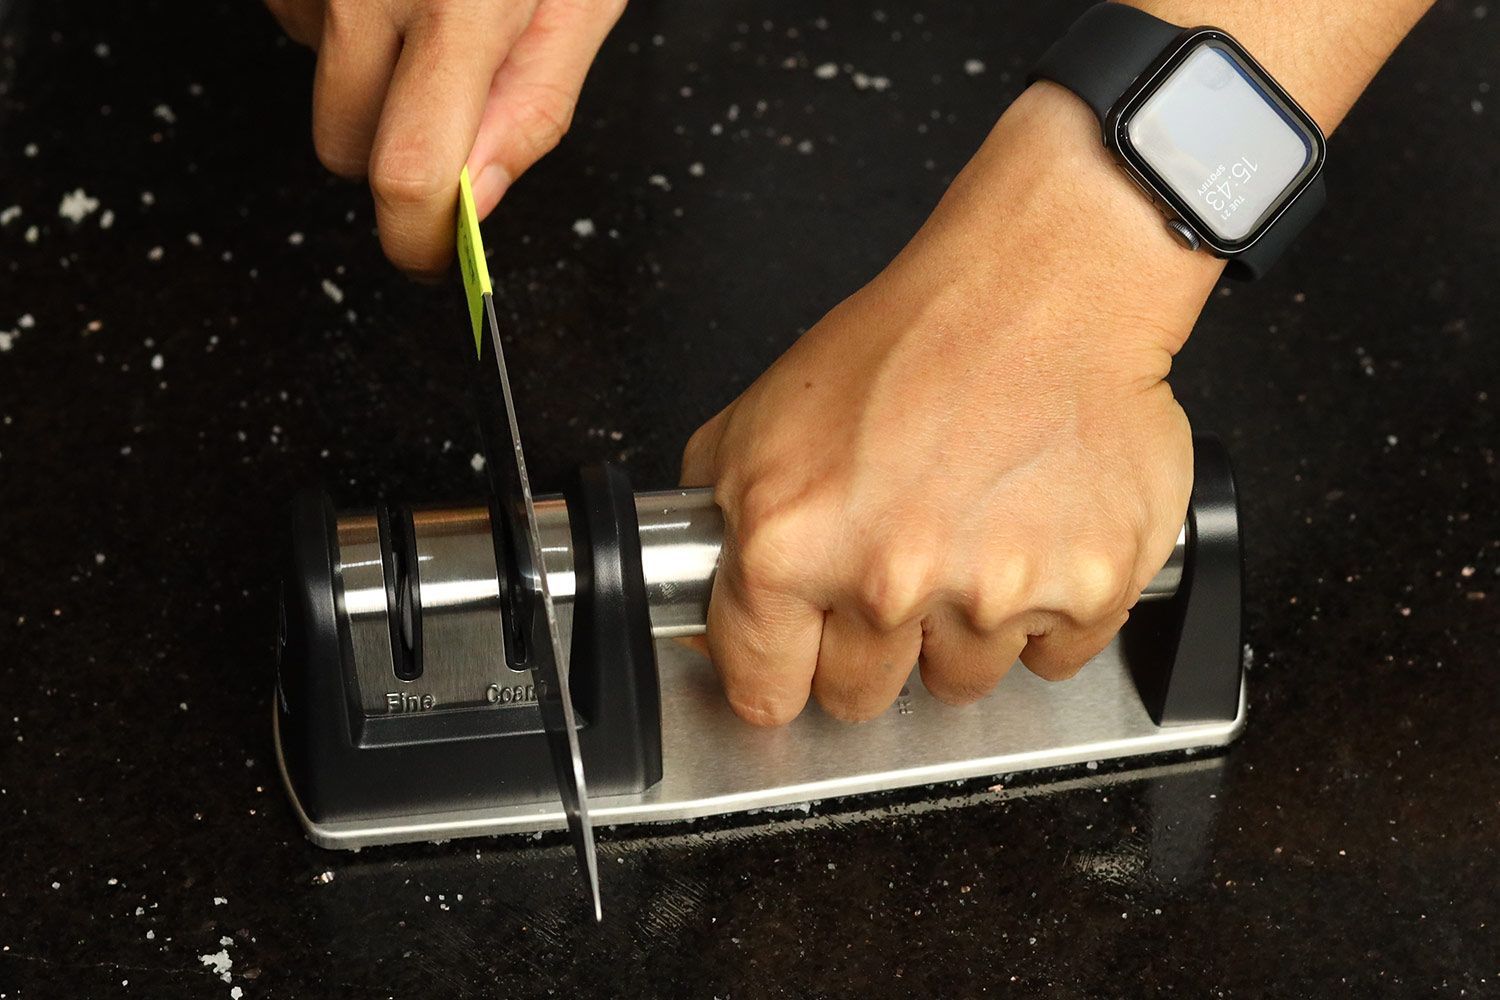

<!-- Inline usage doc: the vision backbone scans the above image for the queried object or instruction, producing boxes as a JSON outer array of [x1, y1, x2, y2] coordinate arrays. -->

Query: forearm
[[893, 0, 1436, 355]]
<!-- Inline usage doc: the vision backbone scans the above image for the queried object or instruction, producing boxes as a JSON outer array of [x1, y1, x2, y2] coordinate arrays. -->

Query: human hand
[[265, 0, 624, 275], [680, 83, 1227, 725]]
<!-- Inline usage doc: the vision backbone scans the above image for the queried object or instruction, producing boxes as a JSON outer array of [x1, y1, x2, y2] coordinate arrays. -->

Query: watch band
[[1030, 3, 1183, 123], [1030, 2, 1324, 279]]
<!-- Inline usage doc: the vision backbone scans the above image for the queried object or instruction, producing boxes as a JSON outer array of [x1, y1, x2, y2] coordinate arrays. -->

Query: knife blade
[[457, 168, 601, 921]]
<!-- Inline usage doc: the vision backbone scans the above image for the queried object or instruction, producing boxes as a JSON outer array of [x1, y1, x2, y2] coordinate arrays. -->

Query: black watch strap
[[1226, 173, 1325, 280], [1029, 3, 1183, 123], [1030, 2, 1324, 280]]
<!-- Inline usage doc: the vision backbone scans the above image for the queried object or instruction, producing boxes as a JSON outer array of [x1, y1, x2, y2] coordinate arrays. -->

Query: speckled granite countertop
[[1, 1, 1497, 996]]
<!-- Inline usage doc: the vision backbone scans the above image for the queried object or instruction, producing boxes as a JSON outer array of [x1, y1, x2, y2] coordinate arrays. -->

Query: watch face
[[1114, 32, 1325, 251]]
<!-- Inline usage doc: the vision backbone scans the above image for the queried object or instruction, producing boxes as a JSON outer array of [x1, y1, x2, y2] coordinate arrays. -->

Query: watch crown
[[1165, 218, 1202, 251]]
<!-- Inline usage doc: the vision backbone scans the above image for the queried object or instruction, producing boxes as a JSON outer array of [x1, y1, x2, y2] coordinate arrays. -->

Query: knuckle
[[730, 482, 812, 594], [370, 160, 447, 211], [813, 686, 885, 723], [313, 128, 367, 180], [855, 545, 935, 631], [1064, 549, 1132, 623], [512, 90, 576, 159], [727, 693, 801, 728], [966, 553, 1033, 632], [1025, 652, 1088, 683]]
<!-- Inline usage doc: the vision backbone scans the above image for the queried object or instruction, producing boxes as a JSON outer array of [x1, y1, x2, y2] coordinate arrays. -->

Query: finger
[[917, 611, 1028, 706], [678, 407, 731, 488], [312, 3, 400, 178], [1019, 610, 1130, 682], [368, 0, 540, 276], [265, 0, 325, 49], [466, 0, 626, 215], [706, 565, 822, 727], [811, 609, 923, 722]]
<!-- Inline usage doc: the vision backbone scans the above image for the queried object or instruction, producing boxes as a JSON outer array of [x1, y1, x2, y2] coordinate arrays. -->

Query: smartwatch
[[1030, 3, 1327, 279]]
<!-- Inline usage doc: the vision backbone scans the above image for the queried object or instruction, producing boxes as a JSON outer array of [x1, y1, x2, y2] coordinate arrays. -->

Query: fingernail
[[468, 162, 511, 217]]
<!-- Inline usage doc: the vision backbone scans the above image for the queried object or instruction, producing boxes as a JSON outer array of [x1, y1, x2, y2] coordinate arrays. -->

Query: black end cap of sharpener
[[567, 463, 665, 796], [1121, 433, 1244, 726]]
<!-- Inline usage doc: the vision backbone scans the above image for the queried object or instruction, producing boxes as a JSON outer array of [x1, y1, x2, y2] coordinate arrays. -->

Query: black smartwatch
[[1030, 3, 1327, 279]]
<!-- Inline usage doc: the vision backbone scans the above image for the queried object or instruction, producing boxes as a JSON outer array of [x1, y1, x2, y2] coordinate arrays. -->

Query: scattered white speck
[[1476, 4, 1489, 18], [140, 191, 155, 206], [647, 173, 671, 191], [1461, 565, 1477, 577], [213, 896, 228, 905], [199, 947, 233, 983], [470, 453, 486, 472], [150, 353, 164, 371], [0, 332, 15, 353], [964, 59, 986, 76], [1085, 760, 1099, 770], [145, 930, 155, 940], [796, 139, 814, 154], [94, 42, 110, 58], [572, 218, 596, 238], [287, 231, 304, 246], [688, 161, 705, 177], [314, 870, 335, 884], [18, 314, 33, 329], [187, 232, 202, 247], [1472, 98, 1484, 115], [1399, 606, 1412, 617], [321, 279, 344, 304], [147, 245, 164, 262], [0, 206, 22, 226], [813, 62, 838, 79], [95, 553, 106, 565], [50, 881, 60, 890], [24, 225, 39, 244], [231, 989, 243, 1000], [153, 103, 176, 124], [1386, 434, 1398, 447], [99, 209, 115, 229], [23, 143, 38, 157]]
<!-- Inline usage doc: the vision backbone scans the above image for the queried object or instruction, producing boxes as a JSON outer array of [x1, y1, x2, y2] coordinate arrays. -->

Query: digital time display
[[1124, 41, 1318, 244]]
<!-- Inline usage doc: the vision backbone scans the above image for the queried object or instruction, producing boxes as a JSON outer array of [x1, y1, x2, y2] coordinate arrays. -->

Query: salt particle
[[0, 332, 15, 353], [0, 206, 21, 225], [964, 59, 986, 76], [146, 930, 155, 940], [153, 103, 177, 124], [24, 143, 38, 157], [470, 453, 486, 472], [287, 231, 304, 246], [1472, 99, 1484, 115], [214, 896, 228, 905], [24, 225, 39, 244], [147, 245, 165, 262], [688, 161, 705, 177], [58, 189, 101, 223], [140, 191, 155, 206], [321, 279, 344, 304], [813, 62, 838, 79], [796, 139, 814, 154], [151, 353, 164, 371], [572, 218, 596, 238], [99, 209, 115, 229], [199, 948, 233, 983], [231, 989, 243, 1000], [95, 553, 106, 565], [1386, 434, 1398, 447], [94, 42, 110, 58], [648, 173, 671, 191], [315, 870, 335, 884]]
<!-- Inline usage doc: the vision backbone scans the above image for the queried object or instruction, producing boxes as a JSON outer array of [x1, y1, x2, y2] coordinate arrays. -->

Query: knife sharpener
[[274, 435, 1245, 849]]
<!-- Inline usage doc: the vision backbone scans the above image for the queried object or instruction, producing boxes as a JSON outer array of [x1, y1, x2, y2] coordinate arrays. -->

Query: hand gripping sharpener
[[274, 435, 1246, 849]]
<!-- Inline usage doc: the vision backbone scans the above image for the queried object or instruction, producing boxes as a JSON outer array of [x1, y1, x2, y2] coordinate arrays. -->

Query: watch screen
[[1125, 40, 1318, 243]]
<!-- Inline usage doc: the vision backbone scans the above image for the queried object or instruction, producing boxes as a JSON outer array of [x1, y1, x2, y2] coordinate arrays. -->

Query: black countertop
[[2, 1, 1497, 996]]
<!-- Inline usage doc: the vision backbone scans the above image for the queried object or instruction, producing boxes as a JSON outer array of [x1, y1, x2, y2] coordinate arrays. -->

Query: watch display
[[1115, 34, 1324, 249]]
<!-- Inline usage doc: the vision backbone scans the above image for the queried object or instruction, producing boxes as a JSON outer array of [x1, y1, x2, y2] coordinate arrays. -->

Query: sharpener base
[[276, 636, 1245, 849]]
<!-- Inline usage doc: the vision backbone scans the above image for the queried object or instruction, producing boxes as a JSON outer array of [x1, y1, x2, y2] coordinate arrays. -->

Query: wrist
[[889, 81, 1222, 358]]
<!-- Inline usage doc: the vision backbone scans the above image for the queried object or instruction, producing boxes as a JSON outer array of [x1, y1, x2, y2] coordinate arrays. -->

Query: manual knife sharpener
[[275, 436, 1245, 848]]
